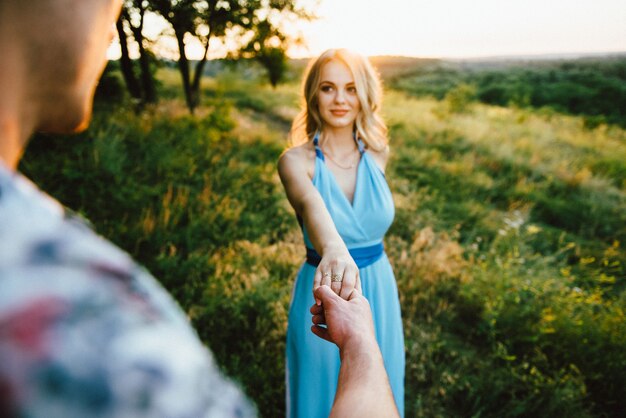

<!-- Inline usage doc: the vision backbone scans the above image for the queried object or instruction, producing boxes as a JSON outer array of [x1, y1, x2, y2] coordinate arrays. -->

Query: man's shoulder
[[0, 165, 192, 330], [0, 168, 255, 417], [0, 166, 136, 287]]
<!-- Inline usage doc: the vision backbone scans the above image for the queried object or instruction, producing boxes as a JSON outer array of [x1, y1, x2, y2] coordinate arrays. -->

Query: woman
[[278, 49, 405, 418]]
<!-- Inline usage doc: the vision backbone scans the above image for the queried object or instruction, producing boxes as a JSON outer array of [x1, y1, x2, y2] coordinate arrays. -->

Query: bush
[[95, 61, 126, 104], [444, 83, 477, 113]]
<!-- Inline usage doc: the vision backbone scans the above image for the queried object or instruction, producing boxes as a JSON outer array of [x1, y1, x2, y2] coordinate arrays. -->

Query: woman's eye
[[320, 85, 333, 93], [347, 86, 357, 94]]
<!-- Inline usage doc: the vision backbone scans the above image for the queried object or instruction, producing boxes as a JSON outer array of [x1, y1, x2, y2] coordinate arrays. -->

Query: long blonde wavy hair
[[289, 49, 388, 151]]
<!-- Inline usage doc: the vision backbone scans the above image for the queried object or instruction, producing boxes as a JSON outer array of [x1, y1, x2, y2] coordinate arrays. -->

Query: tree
[[256, 47, 287, 88], [237, 18, 289, 88], [116, 15, 142, 102], [116, 0, 158, 107], [149, 0, 308, 113]]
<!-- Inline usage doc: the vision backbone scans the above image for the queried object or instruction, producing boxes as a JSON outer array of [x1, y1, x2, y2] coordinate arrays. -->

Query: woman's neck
[[319, 126, 357, 155]]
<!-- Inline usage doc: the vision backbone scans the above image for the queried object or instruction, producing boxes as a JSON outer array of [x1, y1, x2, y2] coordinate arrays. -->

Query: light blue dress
[[286, 135, 405, 418]]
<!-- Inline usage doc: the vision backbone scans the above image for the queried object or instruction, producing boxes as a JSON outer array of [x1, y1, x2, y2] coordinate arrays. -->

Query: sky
[[109, 0, 626, 59], [290, 0, 626, 58]]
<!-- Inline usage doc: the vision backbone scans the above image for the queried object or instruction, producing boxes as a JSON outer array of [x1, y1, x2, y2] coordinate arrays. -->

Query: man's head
[[0, 0, 122, 135]]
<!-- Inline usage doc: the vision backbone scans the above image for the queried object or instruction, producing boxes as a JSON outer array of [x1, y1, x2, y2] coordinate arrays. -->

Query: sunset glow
[[108, 0, 626, 60], [290, 0, 626, 58]]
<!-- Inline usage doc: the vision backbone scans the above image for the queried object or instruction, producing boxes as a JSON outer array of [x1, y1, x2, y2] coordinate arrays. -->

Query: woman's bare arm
[[278, 147, 360, 299]]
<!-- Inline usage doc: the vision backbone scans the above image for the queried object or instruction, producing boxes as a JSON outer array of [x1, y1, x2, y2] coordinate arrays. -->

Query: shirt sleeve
[[0, 239, 255, 418]]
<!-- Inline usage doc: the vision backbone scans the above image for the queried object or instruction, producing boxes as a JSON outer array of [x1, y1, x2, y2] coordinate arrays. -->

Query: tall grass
[[20, 68, 626, 417], [383, 87, 626, 417]]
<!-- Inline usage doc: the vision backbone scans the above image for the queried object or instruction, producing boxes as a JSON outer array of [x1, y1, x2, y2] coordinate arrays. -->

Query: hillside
[[20, 66, 626, 417], [386, 54, 626, 128]]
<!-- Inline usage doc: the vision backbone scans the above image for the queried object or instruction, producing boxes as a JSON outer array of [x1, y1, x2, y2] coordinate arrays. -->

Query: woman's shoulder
[[366, 144, 390, 172], [279, 142, 316, 166], [278, 142, 316, 179], [282, 141, 316, 158]]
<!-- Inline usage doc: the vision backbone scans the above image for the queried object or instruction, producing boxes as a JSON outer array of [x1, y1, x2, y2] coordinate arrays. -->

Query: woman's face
[[317, 59, 361, 131]]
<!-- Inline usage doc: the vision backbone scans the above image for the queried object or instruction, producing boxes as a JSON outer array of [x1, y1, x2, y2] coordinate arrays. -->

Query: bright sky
[[109, 0, 626, 59], [291, 0, 626, 58]]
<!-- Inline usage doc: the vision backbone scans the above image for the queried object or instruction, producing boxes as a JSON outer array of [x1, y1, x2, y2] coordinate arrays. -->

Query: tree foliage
[[237, 19, 289, 87], [148, 0, 307, 112]]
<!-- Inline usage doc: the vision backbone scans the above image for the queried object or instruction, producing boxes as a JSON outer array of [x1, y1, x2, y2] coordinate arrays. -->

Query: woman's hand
[[313, 246, 361, 302]]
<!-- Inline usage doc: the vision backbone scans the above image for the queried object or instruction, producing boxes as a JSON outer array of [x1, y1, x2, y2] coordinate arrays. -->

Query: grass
[[20, 66, 626, 417]]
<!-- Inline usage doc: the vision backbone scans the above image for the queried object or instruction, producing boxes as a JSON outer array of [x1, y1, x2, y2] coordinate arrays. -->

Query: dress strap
[[354, 133, 366, 155], [312, 132, 325, 161]]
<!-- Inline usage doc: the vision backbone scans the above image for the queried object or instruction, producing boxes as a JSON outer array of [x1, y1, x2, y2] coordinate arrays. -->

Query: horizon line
[[109, 49, 626, 62]]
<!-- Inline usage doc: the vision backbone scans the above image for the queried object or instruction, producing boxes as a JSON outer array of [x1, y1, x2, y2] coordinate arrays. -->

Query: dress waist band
[[305, 242, 384, 269]]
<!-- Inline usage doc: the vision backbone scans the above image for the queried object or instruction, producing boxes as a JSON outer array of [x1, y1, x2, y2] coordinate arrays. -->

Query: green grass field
[[20, 64, 626, 417]]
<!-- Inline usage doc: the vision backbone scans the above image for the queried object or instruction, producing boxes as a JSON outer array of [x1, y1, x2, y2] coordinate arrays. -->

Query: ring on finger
[[323, 272, 331, 279], [331, 273, 343, 282]]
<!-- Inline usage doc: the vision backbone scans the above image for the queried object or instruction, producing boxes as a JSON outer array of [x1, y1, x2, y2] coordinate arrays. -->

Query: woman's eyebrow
[[320, 80, 355, 86]]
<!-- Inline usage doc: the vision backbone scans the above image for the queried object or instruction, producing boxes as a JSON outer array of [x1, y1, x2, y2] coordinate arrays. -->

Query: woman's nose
[[334, 89, 346, 104]]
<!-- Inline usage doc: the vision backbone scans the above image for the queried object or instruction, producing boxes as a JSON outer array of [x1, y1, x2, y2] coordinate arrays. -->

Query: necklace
[[322, 146, 359, 169]]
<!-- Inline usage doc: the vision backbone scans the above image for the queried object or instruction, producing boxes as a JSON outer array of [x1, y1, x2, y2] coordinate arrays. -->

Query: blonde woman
[[278, 49, 405, 418]]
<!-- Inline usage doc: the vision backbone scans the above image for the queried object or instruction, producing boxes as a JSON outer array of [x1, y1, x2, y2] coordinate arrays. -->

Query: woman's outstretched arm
[[278, 147, 360, 300]]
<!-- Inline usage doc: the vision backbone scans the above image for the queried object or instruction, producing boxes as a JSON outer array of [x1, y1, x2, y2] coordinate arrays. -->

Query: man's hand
[[310, 285, 400, 418], [310, 285, 377, 355]]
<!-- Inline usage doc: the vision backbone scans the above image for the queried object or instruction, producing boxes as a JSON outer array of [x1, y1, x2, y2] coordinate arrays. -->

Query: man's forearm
[[330, 339, 400, 418]]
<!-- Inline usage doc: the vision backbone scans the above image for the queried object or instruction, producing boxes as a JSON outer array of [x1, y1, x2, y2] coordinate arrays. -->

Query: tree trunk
[[190, 36, 212, 111], [174, 29, 195, 113], [130, 4, 156, 104], [116, 17, 142, 101]]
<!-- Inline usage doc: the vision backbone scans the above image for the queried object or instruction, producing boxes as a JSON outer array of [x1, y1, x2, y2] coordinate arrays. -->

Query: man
[[0, 1, 398, 416]]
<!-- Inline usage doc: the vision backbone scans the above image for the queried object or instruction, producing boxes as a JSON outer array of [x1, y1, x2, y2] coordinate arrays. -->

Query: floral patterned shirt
[[0, 163, 254, 418]]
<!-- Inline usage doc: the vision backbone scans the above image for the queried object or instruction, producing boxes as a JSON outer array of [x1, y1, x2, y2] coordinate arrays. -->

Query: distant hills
[[385, 53, 626, 128]]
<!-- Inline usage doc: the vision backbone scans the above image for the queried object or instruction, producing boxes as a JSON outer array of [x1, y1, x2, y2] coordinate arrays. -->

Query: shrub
[[444, 83, 477, 113]]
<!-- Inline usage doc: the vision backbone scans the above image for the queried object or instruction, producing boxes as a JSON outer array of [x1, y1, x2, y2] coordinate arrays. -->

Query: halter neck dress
[[286, 134, 405, 418]]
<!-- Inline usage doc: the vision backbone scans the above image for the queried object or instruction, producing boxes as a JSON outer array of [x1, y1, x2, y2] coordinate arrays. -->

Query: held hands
[[313, 246, 361, 302], [310, 285, 377, 354]]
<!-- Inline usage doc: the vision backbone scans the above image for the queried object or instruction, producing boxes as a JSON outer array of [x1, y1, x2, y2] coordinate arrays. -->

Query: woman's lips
[[330, 110, 349, 116]]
